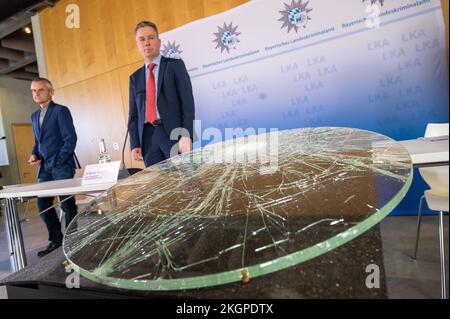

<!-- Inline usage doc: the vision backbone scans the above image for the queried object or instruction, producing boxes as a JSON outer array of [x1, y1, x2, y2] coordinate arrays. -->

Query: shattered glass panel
[[63, 127, 412, 290]]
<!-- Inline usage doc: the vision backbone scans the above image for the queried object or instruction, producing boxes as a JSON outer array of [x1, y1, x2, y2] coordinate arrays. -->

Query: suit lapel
[[39, 102, 55, 139], [137, 65, 146, 93], [33, 111, 40, 141], [135, 66, 146, 116], [157, 56, 167, 97]]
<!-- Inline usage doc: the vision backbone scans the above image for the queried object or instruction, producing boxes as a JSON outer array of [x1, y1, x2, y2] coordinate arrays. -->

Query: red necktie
[[146, 63, 157, 124]]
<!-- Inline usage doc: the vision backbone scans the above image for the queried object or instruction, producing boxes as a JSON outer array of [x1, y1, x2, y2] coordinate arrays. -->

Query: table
[[0, 178, 116, 271], [0, 128, 448, 289], [1, 224, 388, 299]]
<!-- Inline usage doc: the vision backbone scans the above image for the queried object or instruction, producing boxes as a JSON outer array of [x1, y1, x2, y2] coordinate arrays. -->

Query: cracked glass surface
[[63, 127, 412, 290]]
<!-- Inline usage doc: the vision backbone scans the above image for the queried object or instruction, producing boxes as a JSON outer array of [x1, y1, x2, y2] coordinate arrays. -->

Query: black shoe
[[37, 242, 61, 257]]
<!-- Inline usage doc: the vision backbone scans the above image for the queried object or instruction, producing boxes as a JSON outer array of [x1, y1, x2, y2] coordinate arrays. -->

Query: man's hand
[[28, 154, 41, 166], [132, 148, 143, 161], [178, 136, 192, 154]]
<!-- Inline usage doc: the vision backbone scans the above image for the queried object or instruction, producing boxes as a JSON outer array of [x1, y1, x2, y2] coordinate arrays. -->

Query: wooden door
[[12, 124, 37, 184]]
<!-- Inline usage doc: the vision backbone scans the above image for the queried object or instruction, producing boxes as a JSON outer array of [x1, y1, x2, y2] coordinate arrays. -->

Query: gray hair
[[31, 77, 53, 90], [134, 21, 159, 37]]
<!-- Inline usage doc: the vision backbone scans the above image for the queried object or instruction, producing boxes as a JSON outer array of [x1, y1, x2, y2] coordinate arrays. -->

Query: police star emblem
[[362, 0, 385, 6], [279, 0, 312, 33], [161, 41, 183, 59], [213, 22, 241, 53]]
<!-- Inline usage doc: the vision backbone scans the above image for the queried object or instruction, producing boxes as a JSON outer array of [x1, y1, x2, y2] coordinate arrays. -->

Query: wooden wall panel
[[202, 0, 249, 16], [118, 61, 146, 170], [109, 0, 248, 68], [40, 0, 248, 88], [118, 61, 142, 122], [40, 0, 119, 89], [442, 0, 449, 65], [53, 70, 130, 173]]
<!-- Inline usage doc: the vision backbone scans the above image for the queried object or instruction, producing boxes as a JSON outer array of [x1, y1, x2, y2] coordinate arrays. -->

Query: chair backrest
[[419, 123, 449, 194], [424, 123, 449, 138]]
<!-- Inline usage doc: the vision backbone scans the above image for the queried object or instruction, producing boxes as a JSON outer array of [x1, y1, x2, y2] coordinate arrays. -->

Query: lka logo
[[279, 0, 312, 33], [161, 41, 183, 59], [213, 22, 241, 53], [362, 0, 385, 6]]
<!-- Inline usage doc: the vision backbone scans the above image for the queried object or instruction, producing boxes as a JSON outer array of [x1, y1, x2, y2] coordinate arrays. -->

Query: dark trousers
[[37, 163, 77, 245], [142, 123, 177, 167]]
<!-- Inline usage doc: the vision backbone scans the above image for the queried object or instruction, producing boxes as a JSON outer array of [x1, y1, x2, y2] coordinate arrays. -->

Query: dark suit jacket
[[31, 101, 78, 175], [128, 56, 195, 151]]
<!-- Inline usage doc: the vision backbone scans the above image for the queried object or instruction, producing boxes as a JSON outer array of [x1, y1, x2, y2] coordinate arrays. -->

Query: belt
[[147, 119, 162, 127]]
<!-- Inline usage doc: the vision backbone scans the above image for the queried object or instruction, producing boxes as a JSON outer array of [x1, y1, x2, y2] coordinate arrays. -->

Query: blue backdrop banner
[[159, 0, 449, 214]]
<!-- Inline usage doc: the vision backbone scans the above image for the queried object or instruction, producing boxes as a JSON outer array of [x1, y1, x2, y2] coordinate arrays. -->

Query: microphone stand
[[118, 128, 142, 179]]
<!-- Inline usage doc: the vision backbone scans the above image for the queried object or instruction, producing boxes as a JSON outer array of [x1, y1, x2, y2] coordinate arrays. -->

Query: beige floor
[[0, 201, 448, 299]]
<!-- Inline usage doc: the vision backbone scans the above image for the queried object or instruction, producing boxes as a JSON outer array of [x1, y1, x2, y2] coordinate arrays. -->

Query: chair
[[413, 123, 449, 299]]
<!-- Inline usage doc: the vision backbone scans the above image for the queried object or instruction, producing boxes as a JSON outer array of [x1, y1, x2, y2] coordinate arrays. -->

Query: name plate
[[82, 161, 121, 185]]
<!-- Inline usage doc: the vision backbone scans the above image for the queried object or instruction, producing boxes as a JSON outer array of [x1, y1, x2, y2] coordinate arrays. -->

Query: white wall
[[0, 76, 38, 186]]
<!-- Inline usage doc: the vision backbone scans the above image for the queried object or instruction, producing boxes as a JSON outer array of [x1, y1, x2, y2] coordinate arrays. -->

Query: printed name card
[[81, 161, 121, 185]]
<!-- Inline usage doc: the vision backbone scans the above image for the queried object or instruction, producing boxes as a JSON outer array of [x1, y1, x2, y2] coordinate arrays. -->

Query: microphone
[[118, 127, 142, 179], [121, 128, 128, 171]]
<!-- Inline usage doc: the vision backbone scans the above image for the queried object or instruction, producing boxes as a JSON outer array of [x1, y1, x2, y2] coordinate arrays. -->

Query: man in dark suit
[[29, 77, 78, 257], [128, 21, 195, 167]]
